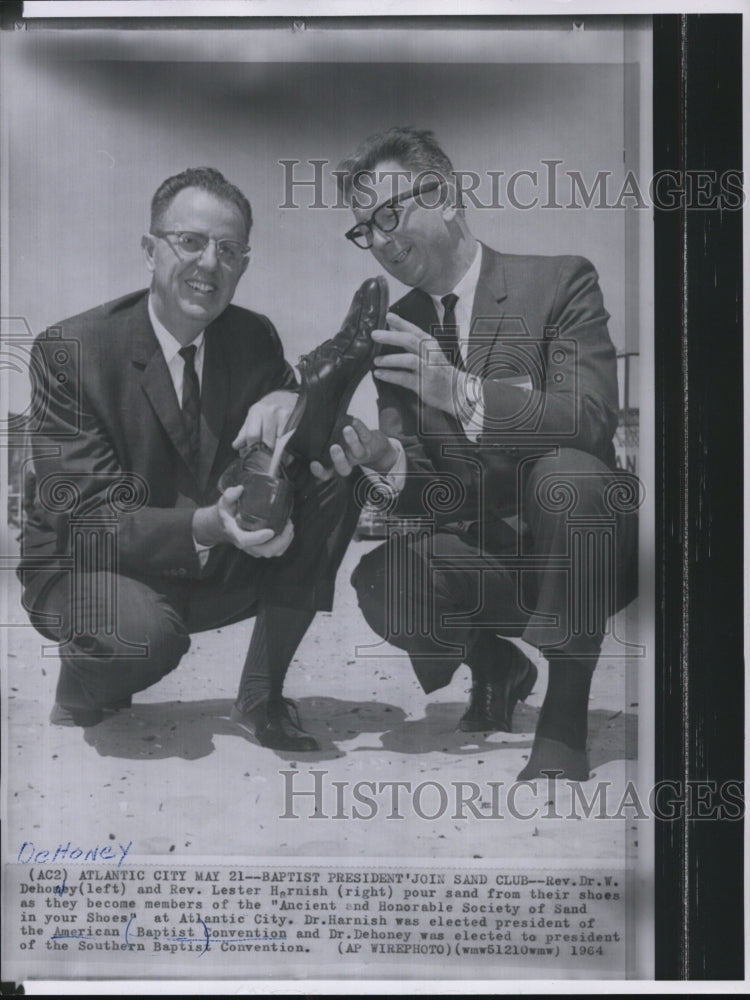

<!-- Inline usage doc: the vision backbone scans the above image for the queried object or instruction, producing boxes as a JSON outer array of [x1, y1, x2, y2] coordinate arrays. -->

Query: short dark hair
[[150, 167, 253, 238], [336, 126, 455, 200]]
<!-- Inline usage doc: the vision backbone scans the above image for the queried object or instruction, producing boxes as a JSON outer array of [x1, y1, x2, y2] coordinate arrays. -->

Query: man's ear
[[141, 234, 156, 272], [237, 254, 250, 281], [440, 180, 460, 223]]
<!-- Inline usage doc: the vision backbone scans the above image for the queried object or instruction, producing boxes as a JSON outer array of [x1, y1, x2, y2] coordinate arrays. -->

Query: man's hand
[[232, 390, 299, 453], [310, 418, 398, 481], [372, 312, 474, 420], [193, 485, 294, 558]]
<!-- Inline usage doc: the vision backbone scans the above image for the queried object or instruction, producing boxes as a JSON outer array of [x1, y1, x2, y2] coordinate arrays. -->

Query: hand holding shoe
[[193, 486, 294, 557], [232, 390, 299, 453], [284, 276, 389, 464], [373, 312, 474, 420], [310, 417, 398, 481]]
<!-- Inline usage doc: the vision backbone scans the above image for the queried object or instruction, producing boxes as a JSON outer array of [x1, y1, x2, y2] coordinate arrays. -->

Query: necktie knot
[[179, 344, 198, 369], [441, 293, 458, 315]]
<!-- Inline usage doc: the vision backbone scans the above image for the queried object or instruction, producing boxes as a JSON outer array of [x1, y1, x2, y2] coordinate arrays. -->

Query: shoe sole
[[284, 276, 389, 463], [50, 703, 131, 727]]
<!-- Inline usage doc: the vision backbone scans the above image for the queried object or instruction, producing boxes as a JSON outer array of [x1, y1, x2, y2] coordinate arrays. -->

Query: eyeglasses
[[344, 180, 444, 250], [150, 230, 250, 268]]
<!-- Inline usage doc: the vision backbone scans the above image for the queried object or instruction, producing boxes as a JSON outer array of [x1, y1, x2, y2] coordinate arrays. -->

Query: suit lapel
[[197, 323, 229, 490], [467, 244, 509, 376], [131, 298, 200, 478]]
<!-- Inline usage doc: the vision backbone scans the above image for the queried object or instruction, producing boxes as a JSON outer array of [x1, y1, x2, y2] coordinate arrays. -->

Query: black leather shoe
[[230, 696, 320, 752], [458, 656, 538, 733], [218, 443, 294, 533], [283, 276, 389, 464]]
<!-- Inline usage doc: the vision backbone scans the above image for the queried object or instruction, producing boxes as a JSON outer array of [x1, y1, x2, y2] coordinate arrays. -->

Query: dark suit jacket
[[19, 289, 297, 587], [380, 244, 620, 539]]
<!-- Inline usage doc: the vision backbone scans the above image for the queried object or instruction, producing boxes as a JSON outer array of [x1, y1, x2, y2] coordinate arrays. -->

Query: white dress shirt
[[148, 297, 206, 399], [428, 238, 483, 365]]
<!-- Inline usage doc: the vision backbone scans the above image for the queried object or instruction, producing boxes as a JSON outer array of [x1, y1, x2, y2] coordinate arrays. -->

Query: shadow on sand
[[83, 695, 637, 774]]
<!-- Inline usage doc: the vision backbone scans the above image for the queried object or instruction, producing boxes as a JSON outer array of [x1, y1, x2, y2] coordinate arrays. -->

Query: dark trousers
[[21, 472, 359, 711], [352, 449, 639, 693]]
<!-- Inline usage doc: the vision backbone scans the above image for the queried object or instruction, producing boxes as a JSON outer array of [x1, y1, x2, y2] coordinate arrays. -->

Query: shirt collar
[[147, 295, 204, 364], [430, 241, 483, 312]]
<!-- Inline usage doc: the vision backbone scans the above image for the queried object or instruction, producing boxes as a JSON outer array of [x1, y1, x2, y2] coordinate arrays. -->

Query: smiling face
[[351, 159, 461, 295], [143, 186, 249, 343]]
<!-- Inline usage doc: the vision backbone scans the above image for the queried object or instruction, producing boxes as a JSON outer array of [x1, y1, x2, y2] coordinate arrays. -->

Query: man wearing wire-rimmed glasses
[[18, 166, 359, 752]]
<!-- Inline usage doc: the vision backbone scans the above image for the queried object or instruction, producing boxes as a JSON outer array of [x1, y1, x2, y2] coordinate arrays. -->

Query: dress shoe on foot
[[283, 276, 389, 464], [516, 737, 591, 781], [230, 697, 320, 752], [49, 695, 132, 728], [458, 656, 538, 733], [50, 703, 104, 727]]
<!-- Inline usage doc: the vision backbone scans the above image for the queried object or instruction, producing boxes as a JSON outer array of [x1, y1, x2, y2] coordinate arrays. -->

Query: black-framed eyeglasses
[[344, 180, 444, 250], [150, 230, 250, 269]]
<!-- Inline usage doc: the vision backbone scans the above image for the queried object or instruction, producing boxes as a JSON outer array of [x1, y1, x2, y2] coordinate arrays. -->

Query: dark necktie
[[438, 292, 464, 370], [179, 344, 201, 464]]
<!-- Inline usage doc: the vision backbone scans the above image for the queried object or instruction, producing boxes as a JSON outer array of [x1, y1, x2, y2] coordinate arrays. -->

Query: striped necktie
[[179, 344, 201, 463]]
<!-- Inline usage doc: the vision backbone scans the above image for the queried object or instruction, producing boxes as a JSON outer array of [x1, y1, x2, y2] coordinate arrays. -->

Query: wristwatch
[[463, 372, 483, 412]]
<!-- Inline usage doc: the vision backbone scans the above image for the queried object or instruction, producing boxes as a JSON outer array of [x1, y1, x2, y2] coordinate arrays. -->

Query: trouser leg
[[352, 449, 639, 752], [24, 571, 190, 711], [519, 448, 639, 659], [230, 469, 359, 712], [261, 467, 361, 612], [234, 605, 316, 710], [352, 530, 528, 694], [517, 449, 640, 775], [180, 468, 359, 712]]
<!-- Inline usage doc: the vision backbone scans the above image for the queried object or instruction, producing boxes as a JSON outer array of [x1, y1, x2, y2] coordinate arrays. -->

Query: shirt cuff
[[458, 373, 485, 442], [361, 438, 408, 495], [194, 537, 214, 568]]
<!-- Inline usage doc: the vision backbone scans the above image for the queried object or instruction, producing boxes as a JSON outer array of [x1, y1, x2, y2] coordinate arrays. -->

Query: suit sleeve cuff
[[361, 438, 408, 494]]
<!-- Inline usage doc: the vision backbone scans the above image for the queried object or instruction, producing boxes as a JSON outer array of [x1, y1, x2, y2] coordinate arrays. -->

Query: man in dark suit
[[315, 127, 639, 780], [18, 166, 359, 751]]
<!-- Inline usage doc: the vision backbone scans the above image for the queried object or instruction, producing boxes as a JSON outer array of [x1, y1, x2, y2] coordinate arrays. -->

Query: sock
[[534, 655, 594, 751], [235, 605, 315, 711], [466, 632, 517, 684]]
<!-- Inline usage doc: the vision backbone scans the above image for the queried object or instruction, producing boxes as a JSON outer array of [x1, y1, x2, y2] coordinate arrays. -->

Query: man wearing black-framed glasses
[[18, 166, 360, 752], [344, 178, 445, 249], [317, 126, 639, 781]]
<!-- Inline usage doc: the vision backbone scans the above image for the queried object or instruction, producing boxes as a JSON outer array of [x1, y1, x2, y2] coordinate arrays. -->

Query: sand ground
[[4, 539, 641, 863]]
